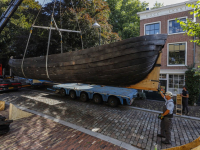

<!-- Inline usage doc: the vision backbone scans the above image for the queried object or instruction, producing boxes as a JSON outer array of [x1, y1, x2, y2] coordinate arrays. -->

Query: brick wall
[[195, 44, 200, 68], [195, 17, 200, 68], [140, 10, 194, 69]]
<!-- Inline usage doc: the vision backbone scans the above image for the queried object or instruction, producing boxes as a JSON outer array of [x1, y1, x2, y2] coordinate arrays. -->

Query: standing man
[[181, 86, 189, 115], [157, 90, 174, 144]]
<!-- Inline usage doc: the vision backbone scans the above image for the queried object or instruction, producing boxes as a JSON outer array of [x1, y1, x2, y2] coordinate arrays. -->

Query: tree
[[177, 1, 200, 45], [107, 0, 148, 39], [151, 1, 164, 9], [185, 68, 200, 105], [0, 0, 41, 62], [177, 1, 200, 104], [59, 0, 121, 50], [0, 0, 121, 59]]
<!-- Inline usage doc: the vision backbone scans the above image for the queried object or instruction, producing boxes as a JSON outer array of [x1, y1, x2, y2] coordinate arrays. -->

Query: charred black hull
[[9, 34, 167, 86]]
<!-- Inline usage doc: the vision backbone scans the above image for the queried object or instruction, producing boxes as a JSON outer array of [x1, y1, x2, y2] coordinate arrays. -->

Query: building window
[[169, 18, 186, 34], [145, 23, 160, 35], [168, 74, 185, 94], [159, 74, 166, 79], [168, 43, 186, 66]]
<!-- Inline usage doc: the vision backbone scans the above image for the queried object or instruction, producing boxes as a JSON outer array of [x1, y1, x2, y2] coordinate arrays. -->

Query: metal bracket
[[155, 64, 161, 67], [151, 80, 160, 82]]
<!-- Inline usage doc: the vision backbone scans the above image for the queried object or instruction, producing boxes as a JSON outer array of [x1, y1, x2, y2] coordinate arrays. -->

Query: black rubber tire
[[80, 92, 88, 102], [93, 94, 103, 104], [108, 96, 119, 107], [69, 90, 76, 99], [60, 88, 66, 96]]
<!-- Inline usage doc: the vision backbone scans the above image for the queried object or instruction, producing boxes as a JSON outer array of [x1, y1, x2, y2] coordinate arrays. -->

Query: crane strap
[[21, 0, 46, 78], [45, 0, 57, 81]]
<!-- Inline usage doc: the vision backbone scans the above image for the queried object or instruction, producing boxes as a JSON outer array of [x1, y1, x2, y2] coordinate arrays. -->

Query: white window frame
[[167, 73, 185, 96], [144, 21, 161, 35], [167, 42, 187, 66], [159, 74, 167, 80], [168, 17, 187, 35]]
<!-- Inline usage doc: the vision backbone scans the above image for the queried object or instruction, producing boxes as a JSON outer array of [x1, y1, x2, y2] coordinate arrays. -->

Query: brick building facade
[[137, 0, 200, 97]]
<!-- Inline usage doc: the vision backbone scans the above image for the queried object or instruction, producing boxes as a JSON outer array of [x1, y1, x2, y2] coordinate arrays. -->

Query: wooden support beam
[[9, 103, 33, 120], [162, 136, 200, 150], [126, 53, 162, 91], [192, 145, 200, 150], [0, 101, 5, 111]]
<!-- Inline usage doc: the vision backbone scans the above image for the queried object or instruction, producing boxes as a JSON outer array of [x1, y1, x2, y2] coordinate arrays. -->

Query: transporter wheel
[[108, 96, 119, 107], [93, 94, 103, 104], [80, 92, 88, 102], [60, 88, 66, 97], [69, 90, 76, 99]]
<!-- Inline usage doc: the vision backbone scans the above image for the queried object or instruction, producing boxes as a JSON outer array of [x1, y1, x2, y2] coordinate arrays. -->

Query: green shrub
[[136, 92, 146, 100], [185, 68, 200, 105]]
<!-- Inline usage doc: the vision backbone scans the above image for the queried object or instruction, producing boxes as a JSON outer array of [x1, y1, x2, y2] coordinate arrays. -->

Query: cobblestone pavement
[[1, 88, 200, 150], [0, 106, 125, 150], [132, 99, 200, 118]]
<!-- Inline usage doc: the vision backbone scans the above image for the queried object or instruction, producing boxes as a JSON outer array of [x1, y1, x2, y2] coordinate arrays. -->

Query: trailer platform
[[48, 83, 137, 107]]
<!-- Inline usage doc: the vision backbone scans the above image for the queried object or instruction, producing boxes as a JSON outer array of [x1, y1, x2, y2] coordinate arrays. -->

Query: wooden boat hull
[[8, 34, 167, 86]]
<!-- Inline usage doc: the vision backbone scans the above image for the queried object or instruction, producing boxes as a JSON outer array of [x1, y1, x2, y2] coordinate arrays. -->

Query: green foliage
[[107, 0, 148, 39], [185, 67, 200, 105], [151, 1, 164, 10], [177, 0, 200, 45], [177, 0, 200, 98], [0, 0, 41, 65], [135, 91, 146, 100], [0, 0, 121, 60]]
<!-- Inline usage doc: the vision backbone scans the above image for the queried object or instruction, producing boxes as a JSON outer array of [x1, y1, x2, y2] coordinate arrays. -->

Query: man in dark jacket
[[181, 86, 189, 115]]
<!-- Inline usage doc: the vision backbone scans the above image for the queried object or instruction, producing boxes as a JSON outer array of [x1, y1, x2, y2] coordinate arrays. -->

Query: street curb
[[127, 106, 200, 121], [5, 102, 141, 150]]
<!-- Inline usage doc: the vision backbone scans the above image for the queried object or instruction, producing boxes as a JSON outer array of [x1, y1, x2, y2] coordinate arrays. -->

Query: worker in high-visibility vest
[[157, 90, 174, 144]]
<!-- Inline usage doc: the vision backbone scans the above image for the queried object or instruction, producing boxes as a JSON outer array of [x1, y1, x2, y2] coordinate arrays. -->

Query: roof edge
[[137, 0, 197, 15]]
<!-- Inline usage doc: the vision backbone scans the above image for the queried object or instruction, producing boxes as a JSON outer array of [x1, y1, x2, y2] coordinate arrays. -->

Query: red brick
[[140, 10, 194, 68]]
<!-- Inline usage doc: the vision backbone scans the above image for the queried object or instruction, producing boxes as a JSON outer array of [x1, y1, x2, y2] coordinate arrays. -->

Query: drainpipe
[[194, 36, 196, 67], [193, 11, 196, 67]]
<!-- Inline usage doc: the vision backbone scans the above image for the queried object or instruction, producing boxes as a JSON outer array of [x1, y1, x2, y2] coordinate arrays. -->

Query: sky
[[37, 0, 189, 8], [37, 0, 52, 5], [141, 0, 189, 8]]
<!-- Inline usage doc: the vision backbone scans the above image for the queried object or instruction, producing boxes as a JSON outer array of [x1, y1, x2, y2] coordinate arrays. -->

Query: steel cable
[[71, 0, 84, 49]]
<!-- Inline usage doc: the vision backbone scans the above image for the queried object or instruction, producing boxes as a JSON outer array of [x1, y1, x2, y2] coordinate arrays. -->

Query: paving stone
[[1, 88, 200, 150], [0, 110, 125, 150]]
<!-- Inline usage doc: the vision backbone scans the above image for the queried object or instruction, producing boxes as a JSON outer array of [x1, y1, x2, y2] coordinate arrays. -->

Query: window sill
[[167, 65, 187, 67], [168, 32, 186, 35], [145, 32, 160, 35]]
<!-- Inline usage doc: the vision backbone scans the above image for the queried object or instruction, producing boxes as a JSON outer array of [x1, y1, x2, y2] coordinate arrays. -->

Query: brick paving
[[1, 88, 200, 150], [0, 106, 125, 150]]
